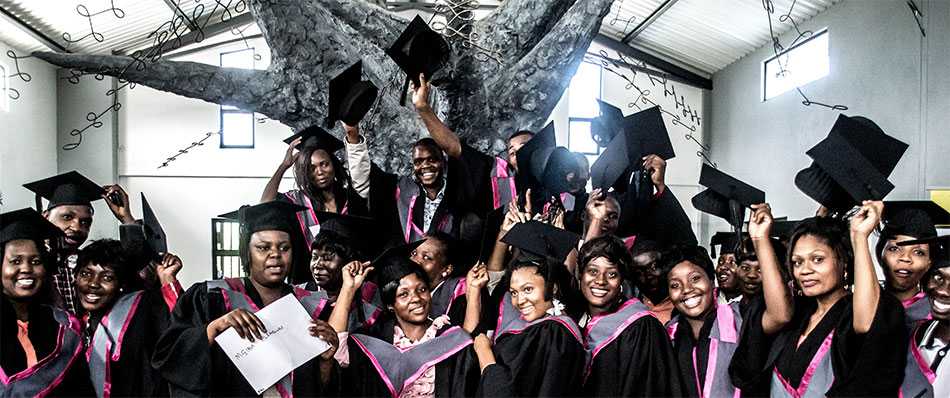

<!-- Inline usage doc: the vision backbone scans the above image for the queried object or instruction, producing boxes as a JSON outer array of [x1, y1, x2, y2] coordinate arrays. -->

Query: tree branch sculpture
[[34, 0, 614, 174]]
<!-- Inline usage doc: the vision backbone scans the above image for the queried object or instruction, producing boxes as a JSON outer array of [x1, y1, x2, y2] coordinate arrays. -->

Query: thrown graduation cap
[[284, 125, 345, 153], [692, 164, 765, 228], [795, 115, 908, 212], [24, 170, 105, 210], [591, 100, 625, 147], [386, 15, 450, 106], [898, 235, 950, 269], [218, 201, 307, 235], [515, 122, 557, 187], [624, 106, 675, 161], [325, 61, 379, 129], [141, 194, 167, 259], [590, 130, 630, 191], [879, 201, 950, 241], [501, 221, 580, 264], [0, 208, 64, 245]]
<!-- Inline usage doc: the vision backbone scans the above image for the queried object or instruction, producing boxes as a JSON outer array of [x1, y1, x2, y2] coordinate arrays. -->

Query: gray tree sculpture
[[35, 0, 614, 173]]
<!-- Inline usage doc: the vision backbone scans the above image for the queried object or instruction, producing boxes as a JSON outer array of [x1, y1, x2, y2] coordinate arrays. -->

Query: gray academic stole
[[350, 326, 473, 398], [770, 328, 836, 398], [667, 301, 744, 398], [208, 278, 329, 397], [294, 283, 382, 331], [584, 298, 654, 380], [902, 320, 936, 398], [0, 306, 84, 397], [87, 291, 144, 398], [493, 292, 585, 347], [429, 277, 467, 318], [396, 178, 453, 243]]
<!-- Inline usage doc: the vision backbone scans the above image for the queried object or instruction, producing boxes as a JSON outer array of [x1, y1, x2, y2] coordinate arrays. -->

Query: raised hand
[[102, 184, 135, 224], [155, 252, 183, 285], [410, 73, 431, 111], [642, 154, 667, 193], [850, 200, 883, 238], [341, 261, 374, 291], [467, 262, 489, 292], [748, 203, 774, 240], [282, 137, 302, 168]]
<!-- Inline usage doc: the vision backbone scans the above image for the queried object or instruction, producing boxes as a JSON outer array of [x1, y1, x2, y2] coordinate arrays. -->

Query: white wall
[[707, 0, 949, 239], [0, 40, 58, 212], [548, 40, 707, 237]]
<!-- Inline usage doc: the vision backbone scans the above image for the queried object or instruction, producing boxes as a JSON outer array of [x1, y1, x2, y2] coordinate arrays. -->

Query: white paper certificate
[[214, 294, 330, 394]]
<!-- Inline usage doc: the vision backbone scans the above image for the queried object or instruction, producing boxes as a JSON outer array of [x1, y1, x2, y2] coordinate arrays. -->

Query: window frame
[[568, 61, 604, 157], [761, 28, 830, 101], [218, 47, 257, 148]]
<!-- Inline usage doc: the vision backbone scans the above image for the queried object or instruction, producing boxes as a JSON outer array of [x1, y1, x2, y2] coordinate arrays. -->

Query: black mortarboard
[[501, 221, 580, 264], [692, 164, 765, 228], [624, 106, 675, 161], [530, 146, 575, 195], [879, 201, 950, 241], [898, 235, 950, 269], [515, 121, 557, 189], [218, 201, 307, 235], [386, 15, 450, 105], [313, 212, 376, 257], [591, 100, 625, 147], [709, 231, 748, 259], [137, 194, 168, 261], [23, 170, 105, 210], [283, 125, 345, 153], [771, 219, 802, 241], [0, 208, 64, 245], [590, 130, 630, 191], [325, 61, 379, 129], [795, 115, 908, 211], [373, 239, 426, 284]]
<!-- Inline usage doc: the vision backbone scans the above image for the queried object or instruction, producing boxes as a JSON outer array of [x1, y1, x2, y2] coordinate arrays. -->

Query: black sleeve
[[633, 187, 698, 246], [151, 283, 215, 394], [477, 363, 515, 397], [455, 143, 495, 217], [826, 291, 907, 397], [585, 316, 686, 397], [368, 164, 402, 247], [494, 322, 587, 396], [729, 296, 779, 396]]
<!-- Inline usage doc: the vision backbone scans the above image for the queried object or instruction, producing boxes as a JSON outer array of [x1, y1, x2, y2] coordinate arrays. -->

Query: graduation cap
[[624, 106, 675, 161], [218, 201, 307, 235], [692, 164, 765, 228], [771, 219, 803, 241], [709, 231, 749, 259], [501, 221, 580, 265], [591, 100, 625, 147], [386, 15, 450, 106], [795, 115, 908, 212], [141, 194, 167, 258], [515, 122, 556, 185], [897, 234, 950, 269], [0, 208, 64, 246], [23, 170, 105, 210], [529, 146, 575, 195], [878, 201, 950, 241], [590, 130, 629, 191], [325, 61, 379, 129], [373, 240, 427, 289], [312, 212, 376, 258], [284, 125, 345, 153]]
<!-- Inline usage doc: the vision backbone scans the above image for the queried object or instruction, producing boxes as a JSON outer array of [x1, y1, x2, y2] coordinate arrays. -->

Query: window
[[567, 61, 603, 159], [762, 29, 830, 100], [219, 48, 256, 148], [0, 62, 8, 112], [212, 218, 245, 279]]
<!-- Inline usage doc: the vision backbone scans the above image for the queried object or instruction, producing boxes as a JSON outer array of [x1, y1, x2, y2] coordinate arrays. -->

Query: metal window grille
[[211, 217, 245, 279]]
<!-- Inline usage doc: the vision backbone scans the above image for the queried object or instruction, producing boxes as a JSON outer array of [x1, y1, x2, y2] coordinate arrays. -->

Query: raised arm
[[411, 73, 462, 159], [343, 123, 371, 200], [261, 137, 300, 202], [327, 261, 373, 333], [850, 200, 884, 334], [748, 203, 793, 334], [463, 263, 489, 333]]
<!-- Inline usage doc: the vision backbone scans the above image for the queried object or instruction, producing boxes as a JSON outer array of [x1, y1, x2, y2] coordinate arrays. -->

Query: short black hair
[[424, 231, 461, 275], [659, 245, 715, 282], [631, 239, 662, 257], [508, 130, 534, 143], [75, 239, 133, 288], [506, 258, 560, 301], [311, 231, 358, 265], [787, 216, 854, 286], [411, 138, 445, 160], [378, 259, 431, 307], [579, 236, 631, 281]]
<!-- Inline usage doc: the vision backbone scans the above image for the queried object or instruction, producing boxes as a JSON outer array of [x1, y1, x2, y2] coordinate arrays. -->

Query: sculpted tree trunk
[[34, 0, 614, 174]]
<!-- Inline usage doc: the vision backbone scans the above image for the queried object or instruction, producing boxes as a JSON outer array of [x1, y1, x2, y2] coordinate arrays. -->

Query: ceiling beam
[[596, 34, 711, 90], [0, 5, 67, 52], [621, 0, 679, 44], [114, 12, 254, 57], [160, 0, 200, 32]]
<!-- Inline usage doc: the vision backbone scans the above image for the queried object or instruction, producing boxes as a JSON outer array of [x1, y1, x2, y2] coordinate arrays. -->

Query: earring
[[441, 271, 448, 278]]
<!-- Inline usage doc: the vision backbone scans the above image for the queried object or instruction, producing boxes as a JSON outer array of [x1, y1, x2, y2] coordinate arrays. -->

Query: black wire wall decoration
[[54, 0, 253, 152], [429, 0, 501, 64], [586, 49, 714, 168], [605, 0, 638, 37], [761, 0, 848, 111], [4, 50, 32, 101], [158, 131, 220, 168]]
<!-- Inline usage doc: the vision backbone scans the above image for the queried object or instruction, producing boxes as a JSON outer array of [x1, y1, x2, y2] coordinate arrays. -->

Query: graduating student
[[734, 237, 786, 316], [730, 208, 907, 396], [74, 239, 182, 397], [488, 221, 588, 397], [263, 124, 369, 256], [152, 201, 341, 396], [897, 234, 950, 398], [302, 211, 382, 331], [876, 201, 950, 327], [629, 239, 675, 323], [710, 232, 744, 304], [665, 204, 791, 398], [328, 241, 484, 397], [575, 235, 683, 397], [1, 208, 94, 397], [24, 171, 139, 314]]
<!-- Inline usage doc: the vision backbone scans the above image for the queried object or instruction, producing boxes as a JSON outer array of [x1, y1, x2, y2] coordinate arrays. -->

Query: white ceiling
[[0, 0, 838, 77]]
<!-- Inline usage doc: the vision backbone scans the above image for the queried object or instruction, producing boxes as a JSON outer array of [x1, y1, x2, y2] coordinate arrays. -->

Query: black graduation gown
[[582, 299, 685, 397], [340, 317, 481, 397], [151, 279, 340, 397], [729, 292, 907, 397], [1, 299, 95, 397], [83, 287, 173, 397]]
